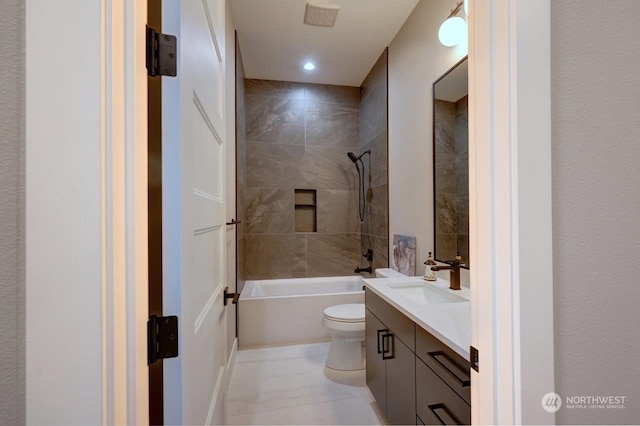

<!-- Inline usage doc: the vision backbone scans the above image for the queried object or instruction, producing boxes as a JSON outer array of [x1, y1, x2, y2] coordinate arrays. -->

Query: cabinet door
[[386, 333, 416, 425], [366, 309, 387, 415]]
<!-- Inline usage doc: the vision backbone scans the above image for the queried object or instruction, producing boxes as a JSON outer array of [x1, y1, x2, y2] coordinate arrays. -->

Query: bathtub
[[238, 276, 364, 348]]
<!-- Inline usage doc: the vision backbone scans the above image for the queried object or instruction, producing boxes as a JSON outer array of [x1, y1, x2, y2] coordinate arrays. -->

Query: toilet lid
[[323, 304, 365, 323]]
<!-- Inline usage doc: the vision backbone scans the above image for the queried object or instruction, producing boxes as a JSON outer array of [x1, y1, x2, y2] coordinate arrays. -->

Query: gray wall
[[243, 79, 361, 279], [0, 0, 26, 424], [552, 0, 640, 423], [359, 49, 389, 276]]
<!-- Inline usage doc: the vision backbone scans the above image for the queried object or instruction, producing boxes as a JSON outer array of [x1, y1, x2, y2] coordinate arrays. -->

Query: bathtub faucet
[[354, 266, 373, 274]]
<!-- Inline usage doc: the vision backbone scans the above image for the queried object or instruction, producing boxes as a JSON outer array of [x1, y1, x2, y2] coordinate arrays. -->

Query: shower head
[[347, 152, 358, 163]]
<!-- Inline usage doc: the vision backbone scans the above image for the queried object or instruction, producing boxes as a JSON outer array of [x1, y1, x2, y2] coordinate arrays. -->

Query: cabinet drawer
[[416, 359, 470, 425], [416, 326, 470, 404], [365, 288, 415, 350]]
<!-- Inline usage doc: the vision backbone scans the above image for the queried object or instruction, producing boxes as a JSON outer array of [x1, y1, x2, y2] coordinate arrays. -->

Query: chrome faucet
[[431, 260, 461, 290]]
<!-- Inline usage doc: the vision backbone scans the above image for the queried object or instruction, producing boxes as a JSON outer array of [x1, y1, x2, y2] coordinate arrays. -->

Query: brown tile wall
[[242, 79, 362, 279], [359, 49, 390, 277], [236, 38, 247, 292], [434, 95, 469, 266]]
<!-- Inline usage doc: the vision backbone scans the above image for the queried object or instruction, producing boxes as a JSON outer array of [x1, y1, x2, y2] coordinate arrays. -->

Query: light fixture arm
[[447, 1, 464, 19]]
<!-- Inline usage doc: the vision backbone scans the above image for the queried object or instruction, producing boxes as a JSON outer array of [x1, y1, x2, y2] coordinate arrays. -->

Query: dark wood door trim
[[147, 0, 163, 424]]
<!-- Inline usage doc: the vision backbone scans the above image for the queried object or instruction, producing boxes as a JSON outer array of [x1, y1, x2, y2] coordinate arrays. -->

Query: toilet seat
[[323, 304, 365, 323]]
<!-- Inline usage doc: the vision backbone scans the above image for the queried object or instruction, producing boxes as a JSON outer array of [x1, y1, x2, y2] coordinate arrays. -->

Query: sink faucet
[[431, 260, 461, 290]]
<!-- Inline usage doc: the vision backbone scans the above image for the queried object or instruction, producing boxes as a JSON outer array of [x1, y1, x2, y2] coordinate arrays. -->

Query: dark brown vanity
[[365, 288, 471, 425]]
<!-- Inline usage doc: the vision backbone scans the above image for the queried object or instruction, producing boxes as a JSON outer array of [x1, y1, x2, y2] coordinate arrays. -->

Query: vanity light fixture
[[303, 62, 316, 71], [438, 1, 467, 47]]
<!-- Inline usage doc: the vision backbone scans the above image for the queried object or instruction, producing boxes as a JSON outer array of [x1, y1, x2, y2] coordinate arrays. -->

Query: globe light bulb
[[438, 16, 467, 47]]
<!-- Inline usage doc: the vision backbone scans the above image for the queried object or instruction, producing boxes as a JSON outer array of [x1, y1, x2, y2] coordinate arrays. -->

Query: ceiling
[[230, 0, 420, 87]]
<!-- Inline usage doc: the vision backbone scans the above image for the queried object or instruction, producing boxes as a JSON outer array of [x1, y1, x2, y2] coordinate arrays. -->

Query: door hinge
[[148, 315, 179, 365], [146, 27, 177, 77], [470, 345, 479, 372], [223, 286, 240, 306]]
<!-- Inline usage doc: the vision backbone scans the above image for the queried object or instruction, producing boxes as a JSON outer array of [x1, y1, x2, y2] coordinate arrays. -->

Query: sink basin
[[388, 283, 467, 305]]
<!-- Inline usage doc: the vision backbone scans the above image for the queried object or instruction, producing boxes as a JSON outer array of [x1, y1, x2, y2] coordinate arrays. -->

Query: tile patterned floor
[[227, 342, 386, 425]]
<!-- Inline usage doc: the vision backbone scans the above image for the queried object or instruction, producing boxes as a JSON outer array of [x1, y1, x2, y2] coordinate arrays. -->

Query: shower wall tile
[[246, 143, 306, 189], [237, 182, 247, 238], [359, 50, 389, 271], [361, 129, 388, 188], [236, 39, 248, 292], [436, 233, 457, 262], [455, 151, 469, 194], [435, 108, 455, 155], [359, 82, 388, 145], [317, 190, 360, 234], [237, 131, 247, 185], [244, 234, 307, 279], [362, 184, 388, 238], [246, 188, 294, 234], [305, 84, 360, 106], [435, 154, 455, 194], [307, 234, 361, 277], [306, 146, 357, 190], [305, 102, 359, 148], [360, 234, 389, 275], [246, 96, 305, 144], [455, 95, 468, 114], [237, 236, 246, 293], [361, 49, 387, 102], [435, 193, 457, 235], [455, 96, 468, 155], [240, 72, 389, 279], [456, 193, 469, 235], [245, 79, 306, 100], [434, 99, 455, 116]]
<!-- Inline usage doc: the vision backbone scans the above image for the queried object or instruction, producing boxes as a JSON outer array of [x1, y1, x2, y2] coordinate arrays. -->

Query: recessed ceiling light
[[303, 62, 316, 71]]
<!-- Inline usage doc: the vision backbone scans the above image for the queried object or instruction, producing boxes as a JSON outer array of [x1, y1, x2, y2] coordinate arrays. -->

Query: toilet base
[[325, 336, 365, 371]]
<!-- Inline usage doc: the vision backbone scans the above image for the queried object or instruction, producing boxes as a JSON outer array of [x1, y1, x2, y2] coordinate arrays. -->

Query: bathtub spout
[[354, 266, 373, 274]]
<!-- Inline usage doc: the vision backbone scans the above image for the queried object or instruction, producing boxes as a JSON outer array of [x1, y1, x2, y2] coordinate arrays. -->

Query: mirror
[[433, 57, 469, 268]]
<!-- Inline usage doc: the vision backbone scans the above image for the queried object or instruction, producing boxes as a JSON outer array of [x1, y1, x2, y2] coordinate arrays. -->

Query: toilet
[[322, 303, 366, 371]]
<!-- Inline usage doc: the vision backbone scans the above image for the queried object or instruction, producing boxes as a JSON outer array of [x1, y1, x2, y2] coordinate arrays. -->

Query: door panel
[[162, 0, 228, 424], [386, 334, 416, 425]]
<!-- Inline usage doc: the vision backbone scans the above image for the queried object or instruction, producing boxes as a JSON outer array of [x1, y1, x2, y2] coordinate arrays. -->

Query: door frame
[[26, 0, 554, 423], [469, 0, 555, 424], [26, 0, 149, 424]]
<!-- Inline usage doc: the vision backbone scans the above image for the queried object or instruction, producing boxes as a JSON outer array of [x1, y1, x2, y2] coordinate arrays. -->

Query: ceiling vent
[[304, 2, 340, 27]]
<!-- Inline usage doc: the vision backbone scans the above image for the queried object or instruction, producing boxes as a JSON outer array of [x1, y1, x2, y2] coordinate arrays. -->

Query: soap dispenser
[[424, 252, 437, 281]]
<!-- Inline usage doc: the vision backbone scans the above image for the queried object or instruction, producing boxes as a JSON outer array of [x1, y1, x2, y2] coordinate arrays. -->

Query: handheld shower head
[[347, 152, 358, 163]]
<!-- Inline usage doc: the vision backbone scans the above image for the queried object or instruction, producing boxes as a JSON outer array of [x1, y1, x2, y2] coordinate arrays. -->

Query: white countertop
[[363, 276, 471, 360]]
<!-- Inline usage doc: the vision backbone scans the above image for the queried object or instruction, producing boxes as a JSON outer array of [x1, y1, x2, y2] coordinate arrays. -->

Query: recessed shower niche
[[295, 189, 317, 233]]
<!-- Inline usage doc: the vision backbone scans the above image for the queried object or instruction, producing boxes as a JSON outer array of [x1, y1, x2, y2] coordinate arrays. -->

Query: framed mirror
[[433, 57, 469, 268]]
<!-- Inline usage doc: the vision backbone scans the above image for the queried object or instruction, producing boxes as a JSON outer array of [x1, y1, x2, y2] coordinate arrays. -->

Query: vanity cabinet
[[365, 288, 471, 425], [365, 290, 416, 425]]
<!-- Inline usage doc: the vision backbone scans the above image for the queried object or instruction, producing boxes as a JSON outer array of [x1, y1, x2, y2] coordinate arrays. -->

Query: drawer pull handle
[[428, 351, 471, 387], [382, 332, 394, 360], [377, 329, 386, 354], [428, 403, 462, 425]]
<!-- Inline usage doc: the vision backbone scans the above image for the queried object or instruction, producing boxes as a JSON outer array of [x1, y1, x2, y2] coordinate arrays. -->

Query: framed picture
[[392, 234, 416, 276]]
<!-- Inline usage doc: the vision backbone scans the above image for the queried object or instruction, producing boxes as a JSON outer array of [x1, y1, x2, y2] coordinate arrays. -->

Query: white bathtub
[[238, 276, 364, 348]]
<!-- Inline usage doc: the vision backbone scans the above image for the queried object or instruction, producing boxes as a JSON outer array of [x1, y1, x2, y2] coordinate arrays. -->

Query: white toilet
[[322, 303, 366, 371]]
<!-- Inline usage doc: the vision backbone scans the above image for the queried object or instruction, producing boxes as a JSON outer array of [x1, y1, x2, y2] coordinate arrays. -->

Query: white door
[[162, 1, 229, 424]]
